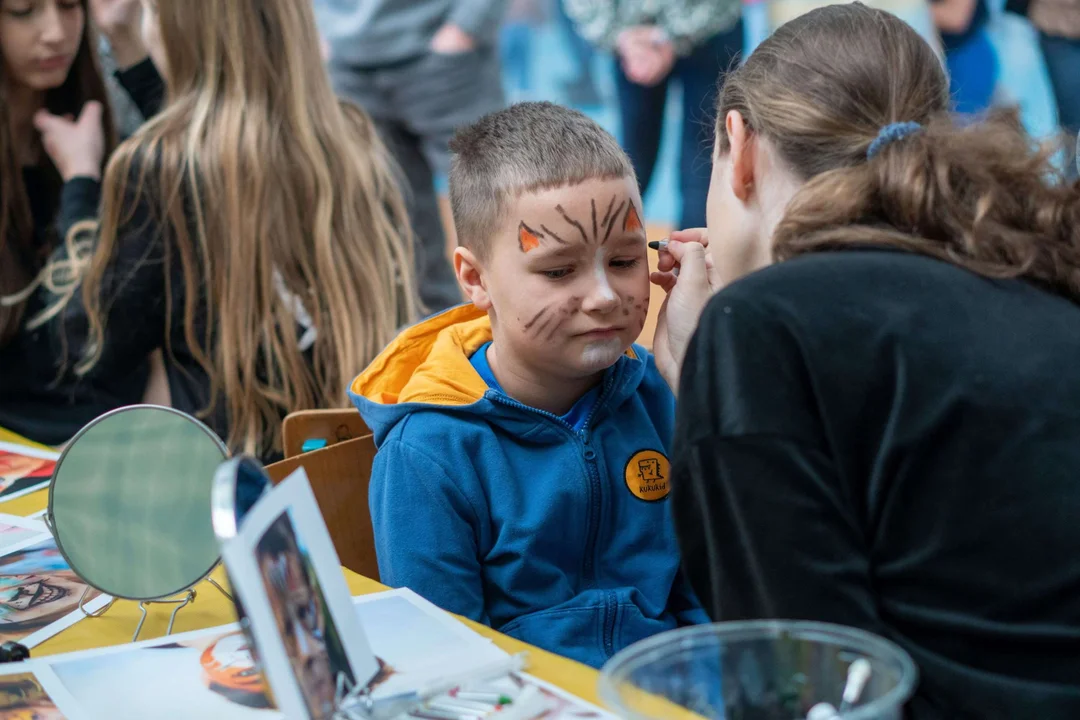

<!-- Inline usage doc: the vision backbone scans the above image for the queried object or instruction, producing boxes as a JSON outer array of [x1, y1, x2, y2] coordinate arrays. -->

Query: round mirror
[[48, 405, 229, 601]]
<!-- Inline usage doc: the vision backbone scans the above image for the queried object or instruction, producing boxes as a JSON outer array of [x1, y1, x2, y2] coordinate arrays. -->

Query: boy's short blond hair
[[448, 102, 636, 260]]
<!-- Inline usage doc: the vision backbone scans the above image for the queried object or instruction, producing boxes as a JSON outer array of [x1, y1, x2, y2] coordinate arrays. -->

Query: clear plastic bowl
[[599, 621, 918, 720]]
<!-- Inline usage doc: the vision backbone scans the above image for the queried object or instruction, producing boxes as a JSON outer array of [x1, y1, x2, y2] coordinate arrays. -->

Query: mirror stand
[[76, 578, 234, 643], [134, 590, 195, 643], [77, 586, 116, 619], [206, 575, 232, 601]]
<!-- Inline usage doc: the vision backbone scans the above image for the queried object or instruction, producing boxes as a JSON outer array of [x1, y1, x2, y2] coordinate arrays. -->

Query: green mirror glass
[[47, 405, 229, 601]]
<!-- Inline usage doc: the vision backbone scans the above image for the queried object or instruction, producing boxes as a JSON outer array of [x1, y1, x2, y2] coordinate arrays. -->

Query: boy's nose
[[582, 274, 620, 314]]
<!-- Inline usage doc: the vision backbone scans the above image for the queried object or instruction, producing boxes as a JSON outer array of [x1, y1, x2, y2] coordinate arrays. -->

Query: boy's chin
[[574, 337, 630, 374]]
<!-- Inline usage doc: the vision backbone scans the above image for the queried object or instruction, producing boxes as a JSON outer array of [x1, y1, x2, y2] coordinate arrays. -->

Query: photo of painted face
[[0, 672, 67, 720], [197, 630, 394, 711], [0, 538, 98, 644], [0, 452, 55, 502], [255, 512, 353, 720]]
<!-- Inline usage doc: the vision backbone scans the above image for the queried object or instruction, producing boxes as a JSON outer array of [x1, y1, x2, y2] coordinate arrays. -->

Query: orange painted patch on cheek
[[623, 204, 643, 234], [518, 222, 542, 253]]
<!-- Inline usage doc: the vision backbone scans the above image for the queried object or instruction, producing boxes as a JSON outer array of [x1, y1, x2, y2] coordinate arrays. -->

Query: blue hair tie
[[866, 121, 923, 159]]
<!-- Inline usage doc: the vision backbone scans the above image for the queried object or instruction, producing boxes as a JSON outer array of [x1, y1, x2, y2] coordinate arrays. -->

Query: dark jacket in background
[[672, 249, 1080, 719], [315, 0, 506, 67], [0, 60, 164, 445]]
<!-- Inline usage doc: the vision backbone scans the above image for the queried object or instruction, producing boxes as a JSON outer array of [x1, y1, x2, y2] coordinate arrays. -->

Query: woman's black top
[[0, 59, 164, 444], [673, 249, 1080, 719]]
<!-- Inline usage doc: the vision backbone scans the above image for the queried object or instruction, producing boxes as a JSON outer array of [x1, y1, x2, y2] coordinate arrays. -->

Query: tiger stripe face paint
[[518, 222, 543, 253], [481, 176, 651, 383]]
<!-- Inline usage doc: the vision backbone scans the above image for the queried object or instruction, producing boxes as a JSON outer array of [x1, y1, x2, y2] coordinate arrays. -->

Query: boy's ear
[[725, 110, 756, 203], [454, 246, 492, 310]]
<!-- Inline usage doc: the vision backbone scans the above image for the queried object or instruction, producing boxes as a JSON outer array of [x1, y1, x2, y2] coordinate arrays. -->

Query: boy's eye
[[542, 268, 572, 280], [59, 0, 80, 9], [610, 258, 640, 269]]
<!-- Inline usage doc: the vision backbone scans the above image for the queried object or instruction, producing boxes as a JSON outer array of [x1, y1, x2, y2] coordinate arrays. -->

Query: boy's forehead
[[512, 176, 637, 218], [500, 176, 644, 251]]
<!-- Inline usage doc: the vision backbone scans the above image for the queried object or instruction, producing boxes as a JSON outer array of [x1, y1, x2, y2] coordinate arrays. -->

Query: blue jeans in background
[[1039, 32, 1080, 179], [944, 27, 1000, 116], [615, 20, 744, 230], [501, 22, 533, 94]]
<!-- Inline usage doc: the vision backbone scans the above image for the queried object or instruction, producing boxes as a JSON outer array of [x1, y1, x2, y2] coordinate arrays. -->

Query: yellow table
[[0, 443, 602, 708]]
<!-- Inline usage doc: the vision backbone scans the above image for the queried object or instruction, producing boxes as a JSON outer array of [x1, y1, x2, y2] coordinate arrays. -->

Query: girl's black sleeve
[[115, 57, 166, 119], [39, 163, 177, 386]]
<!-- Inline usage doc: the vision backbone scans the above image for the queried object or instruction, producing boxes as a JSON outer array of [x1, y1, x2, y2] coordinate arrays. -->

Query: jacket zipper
[[489, 373, 618, 587], [603, 590, 618, 658]]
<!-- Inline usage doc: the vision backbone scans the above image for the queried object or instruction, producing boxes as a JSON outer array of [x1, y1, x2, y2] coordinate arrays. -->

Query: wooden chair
[[265, 410, 380, 580], [281, 408, 371, 459]]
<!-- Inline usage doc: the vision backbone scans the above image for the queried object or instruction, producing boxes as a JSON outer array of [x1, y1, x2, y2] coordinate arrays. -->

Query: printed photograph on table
[[0, 445, 58, 503], [45, 590, 487, 720], [353, 589, 507, 701], [0, 668, 78, 720], [0, 515, 48, 554], [0, 537, 110, 648], [220, 470, 378, 720], [51, 625, 277, 719], [253, 511, 354, 716]]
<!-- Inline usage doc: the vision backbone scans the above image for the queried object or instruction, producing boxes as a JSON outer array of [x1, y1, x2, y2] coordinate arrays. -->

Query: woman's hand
[[651, 229, 721, 393], [90, 0, 148, 69], [617, 25, 675, 87], [34, 102, 106, 182], [430, 23, 476, 54]]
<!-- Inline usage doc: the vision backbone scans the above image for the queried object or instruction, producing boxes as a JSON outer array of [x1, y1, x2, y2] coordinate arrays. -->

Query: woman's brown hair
[[717, 3, 1080, 301], [0, 0, 116, 344], [47, 0, 417, 456]]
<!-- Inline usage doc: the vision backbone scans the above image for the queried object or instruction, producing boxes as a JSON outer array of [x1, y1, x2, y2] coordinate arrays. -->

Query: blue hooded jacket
[[349, 304, 705, 668]]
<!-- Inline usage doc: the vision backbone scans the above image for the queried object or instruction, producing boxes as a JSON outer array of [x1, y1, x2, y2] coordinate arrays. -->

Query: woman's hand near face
[[89, 0, 146, 68], [651, 229, 721, 393], [617, 25, 675, 87], [33, 100, 105, 181]]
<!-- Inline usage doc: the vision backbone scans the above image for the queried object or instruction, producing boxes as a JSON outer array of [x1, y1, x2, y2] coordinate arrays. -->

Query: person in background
[[931, 0, 999, 115], [0, 0, 155, 349], [652, 4, 1080, 716], [1007, 0, 1080, 179], [565, 0, 743, 230], [500, 0, 544, 100], [314, 0, 508, 314], [556, 0, 601, 107], [3, 0, 418, 460]]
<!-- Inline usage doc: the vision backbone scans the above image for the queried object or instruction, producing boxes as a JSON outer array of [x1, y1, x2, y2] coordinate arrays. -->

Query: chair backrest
[[281, 408, 370, 458], [266, 412, 380, 580]]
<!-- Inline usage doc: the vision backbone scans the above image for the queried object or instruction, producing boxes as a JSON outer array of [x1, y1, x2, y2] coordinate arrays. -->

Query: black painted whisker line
[[591, 199, 598, 244], [523, 307, 550, 331], [544, 316, 566, 341], [536, 314, 559, 339], [555, 204, 589, 244], [599, 195, 617, 230], [539, 225, 568, 245], [604, 200, 626, 243]]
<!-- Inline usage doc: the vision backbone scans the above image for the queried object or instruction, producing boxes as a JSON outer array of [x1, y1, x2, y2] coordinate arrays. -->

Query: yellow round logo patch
[[624, 450, 671, 502]]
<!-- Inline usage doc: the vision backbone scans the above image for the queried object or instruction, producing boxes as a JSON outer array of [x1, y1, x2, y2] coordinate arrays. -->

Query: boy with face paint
[[350, 102, 705, 669]]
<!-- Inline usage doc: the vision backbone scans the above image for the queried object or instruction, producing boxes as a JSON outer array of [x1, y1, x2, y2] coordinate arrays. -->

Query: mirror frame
[[211, 455, 273, 543], [46, 404, 230, 602]]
